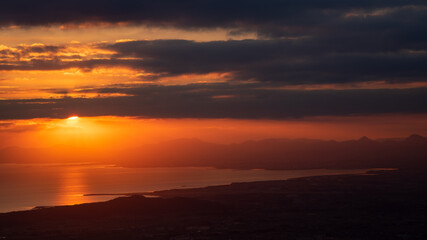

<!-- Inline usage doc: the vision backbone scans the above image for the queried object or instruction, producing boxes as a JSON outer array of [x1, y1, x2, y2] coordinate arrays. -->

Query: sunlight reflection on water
[[0, 164, 389, 213]]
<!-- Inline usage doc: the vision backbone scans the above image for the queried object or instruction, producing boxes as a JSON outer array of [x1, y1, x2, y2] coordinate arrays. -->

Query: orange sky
[[1, 5, 426, 150], [0, 26, 425, 100], [1, 115, 426, 150]]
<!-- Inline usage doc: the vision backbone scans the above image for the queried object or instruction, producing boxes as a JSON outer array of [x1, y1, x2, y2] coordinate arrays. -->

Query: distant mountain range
[[2, 135, 425, 170]]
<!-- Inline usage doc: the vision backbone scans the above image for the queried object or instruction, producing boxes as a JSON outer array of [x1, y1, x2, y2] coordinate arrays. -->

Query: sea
[[0, 163, 381, 213]]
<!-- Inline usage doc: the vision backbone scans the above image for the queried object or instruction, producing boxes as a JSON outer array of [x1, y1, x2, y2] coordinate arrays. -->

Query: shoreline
[[2, 168, 397, 214], [84, 168, 397, 197], [1, 168, 426, 239], [0, 169, 427, 240]]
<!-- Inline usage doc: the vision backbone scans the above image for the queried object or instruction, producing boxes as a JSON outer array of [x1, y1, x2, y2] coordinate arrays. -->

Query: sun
[[68, 116, 79, 120]]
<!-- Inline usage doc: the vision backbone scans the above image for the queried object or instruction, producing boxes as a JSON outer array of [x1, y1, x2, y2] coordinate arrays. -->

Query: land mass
[[1, 134, 427, 170], [1, 169, 426, 239]]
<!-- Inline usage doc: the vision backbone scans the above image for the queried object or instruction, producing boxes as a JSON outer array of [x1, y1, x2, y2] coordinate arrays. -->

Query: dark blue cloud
[[1, 0, 425, 29], [0, 84, 426, 120], [108, 39, 427, 84]]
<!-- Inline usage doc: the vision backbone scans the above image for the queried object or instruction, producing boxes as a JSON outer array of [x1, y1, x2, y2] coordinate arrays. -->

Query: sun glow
[[68, 116, 79, 120]]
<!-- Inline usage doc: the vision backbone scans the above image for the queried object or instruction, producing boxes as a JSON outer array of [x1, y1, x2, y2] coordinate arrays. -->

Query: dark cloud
[[0, 44, 63, 61], [0, 84, 426, 120], [1, 1, 426, 55], [1, 1, 426, 120], [2, 38, 426, 85], [0, 0, 425, 30], [108, 39, 427, 84], [16, 45, 63, 54], [0, 58, 141, 71], [0, 1, 425, 86]]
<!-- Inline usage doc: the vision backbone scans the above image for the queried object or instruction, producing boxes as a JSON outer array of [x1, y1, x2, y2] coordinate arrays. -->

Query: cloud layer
[[1, 1, 425, 30], [0, 1, 426, 119], [1, 84, 426, 120]]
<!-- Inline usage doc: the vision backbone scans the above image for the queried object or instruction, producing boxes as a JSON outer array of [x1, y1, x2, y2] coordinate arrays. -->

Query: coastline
[[82, 168, 397, 198], [2, 168, 426, 239], [0, 166, 388, 214]]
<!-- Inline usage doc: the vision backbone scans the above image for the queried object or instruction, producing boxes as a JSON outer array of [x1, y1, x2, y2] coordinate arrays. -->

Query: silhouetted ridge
[[358, 136, 374, 143], [118, 135, 427, 170], [405, 134, 427, 144], [1, 135, 426, 170]]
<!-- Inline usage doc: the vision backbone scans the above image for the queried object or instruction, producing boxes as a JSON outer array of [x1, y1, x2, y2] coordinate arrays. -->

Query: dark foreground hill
[[1, 169, 427, 239]]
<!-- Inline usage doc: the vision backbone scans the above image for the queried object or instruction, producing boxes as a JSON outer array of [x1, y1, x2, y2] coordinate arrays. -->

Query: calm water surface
[[0, 164, 377, 213]]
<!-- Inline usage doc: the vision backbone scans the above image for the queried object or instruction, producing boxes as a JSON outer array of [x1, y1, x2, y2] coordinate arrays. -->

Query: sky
[[0, 0, 426, 148]]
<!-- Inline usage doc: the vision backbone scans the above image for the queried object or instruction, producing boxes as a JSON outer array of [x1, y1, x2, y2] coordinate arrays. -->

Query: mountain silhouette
[[1, 135, 426, 170]]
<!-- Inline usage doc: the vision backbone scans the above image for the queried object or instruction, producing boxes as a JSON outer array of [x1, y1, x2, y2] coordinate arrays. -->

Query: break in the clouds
[[0, 0, 426, 119]]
